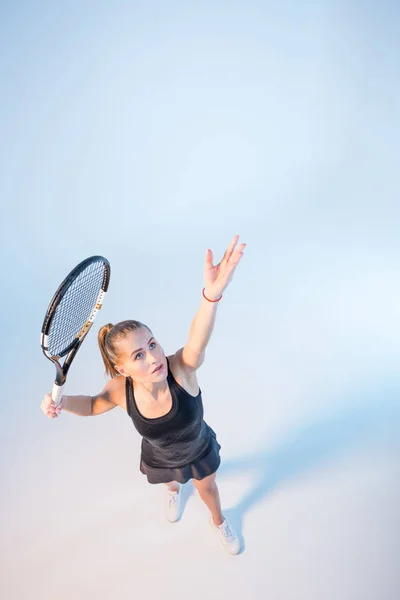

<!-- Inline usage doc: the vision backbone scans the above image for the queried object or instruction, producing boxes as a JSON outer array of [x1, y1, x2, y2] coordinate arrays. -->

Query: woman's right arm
[[41, 377, 123, 418]]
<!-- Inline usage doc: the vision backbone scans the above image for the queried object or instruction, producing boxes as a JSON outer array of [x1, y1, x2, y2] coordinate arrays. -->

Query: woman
[[41, 235, 246, 555]]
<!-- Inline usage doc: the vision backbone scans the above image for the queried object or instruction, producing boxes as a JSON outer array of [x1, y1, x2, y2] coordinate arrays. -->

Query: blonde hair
[[98, 320, 152, 378]]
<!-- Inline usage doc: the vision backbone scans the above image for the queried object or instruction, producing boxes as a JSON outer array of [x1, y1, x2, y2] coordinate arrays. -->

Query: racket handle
[[52, 382, 65, 407]]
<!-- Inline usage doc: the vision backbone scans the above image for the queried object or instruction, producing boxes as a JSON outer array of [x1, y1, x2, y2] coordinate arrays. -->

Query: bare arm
[[61, 394, 94, 416], [180, 236, 246, 371], [61, 377, 123, 416], [179, 287, 220, 371]]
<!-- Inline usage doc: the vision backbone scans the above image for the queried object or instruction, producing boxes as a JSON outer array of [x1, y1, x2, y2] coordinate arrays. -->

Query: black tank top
[[125, 357, 211, 468]]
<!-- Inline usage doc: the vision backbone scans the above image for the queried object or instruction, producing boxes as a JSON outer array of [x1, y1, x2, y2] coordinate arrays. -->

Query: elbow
[[180, 345, 206, 370], [91, 394, 117, 416]]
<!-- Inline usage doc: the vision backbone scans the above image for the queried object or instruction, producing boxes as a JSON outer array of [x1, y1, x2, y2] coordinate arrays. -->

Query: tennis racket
[[41, 256, 111, 406]]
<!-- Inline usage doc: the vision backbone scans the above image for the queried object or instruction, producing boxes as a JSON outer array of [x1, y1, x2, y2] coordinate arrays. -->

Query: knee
[[196, 480, 217, 496]]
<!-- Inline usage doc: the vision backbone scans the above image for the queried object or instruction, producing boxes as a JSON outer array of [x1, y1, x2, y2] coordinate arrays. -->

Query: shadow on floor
[[216, 386, 400, 552]]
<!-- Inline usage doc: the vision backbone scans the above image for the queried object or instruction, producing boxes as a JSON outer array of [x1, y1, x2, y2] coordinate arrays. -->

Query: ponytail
[[98, 323, 118, 378], [98, 320, 152, 379]]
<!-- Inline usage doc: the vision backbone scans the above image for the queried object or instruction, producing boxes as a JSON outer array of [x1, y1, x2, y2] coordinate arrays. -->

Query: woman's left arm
[[181, 235, 246, 369]]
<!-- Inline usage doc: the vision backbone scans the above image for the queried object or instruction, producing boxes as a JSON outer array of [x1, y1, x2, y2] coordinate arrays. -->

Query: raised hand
[[203, 235, 246, 298]]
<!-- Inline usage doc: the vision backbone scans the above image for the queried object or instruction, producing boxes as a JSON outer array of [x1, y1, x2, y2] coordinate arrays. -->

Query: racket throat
[[54, 361, 67, 387]]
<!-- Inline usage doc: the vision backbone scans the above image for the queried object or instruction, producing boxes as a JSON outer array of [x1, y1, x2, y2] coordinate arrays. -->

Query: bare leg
[[165, 481, 180, 493], [192, 473, 224, 526]]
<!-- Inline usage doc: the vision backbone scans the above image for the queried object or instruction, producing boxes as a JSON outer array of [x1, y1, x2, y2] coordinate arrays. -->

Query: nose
[[148, 351, 159, 367]]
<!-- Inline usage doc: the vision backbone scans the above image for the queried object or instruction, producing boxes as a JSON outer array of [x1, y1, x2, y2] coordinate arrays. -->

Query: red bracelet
[[202, 288, 223, 302]]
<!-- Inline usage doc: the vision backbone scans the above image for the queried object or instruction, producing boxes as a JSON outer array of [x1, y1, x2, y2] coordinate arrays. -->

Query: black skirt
[[140, 427, 222, 484]]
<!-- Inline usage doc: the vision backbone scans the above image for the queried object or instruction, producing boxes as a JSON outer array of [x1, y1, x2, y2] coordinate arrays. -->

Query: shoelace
[[219, 521, 235, 543], [168, 490, 179, 508]]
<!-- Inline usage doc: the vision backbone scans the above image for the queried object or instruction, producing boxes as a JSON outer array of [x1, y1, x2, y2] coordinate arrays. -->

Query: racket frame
[[41, 256, 110, 405]]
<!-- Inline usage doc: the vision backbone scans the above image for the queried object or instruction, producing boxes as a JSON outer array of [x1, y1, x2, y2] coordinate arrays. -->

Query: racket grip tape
[[52, 382, 65, 407]]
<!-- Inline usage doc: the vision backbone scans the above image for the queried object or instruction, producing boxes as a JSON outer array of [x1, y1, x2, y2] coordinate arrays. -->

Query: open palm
[[204, 235, 246, 296]]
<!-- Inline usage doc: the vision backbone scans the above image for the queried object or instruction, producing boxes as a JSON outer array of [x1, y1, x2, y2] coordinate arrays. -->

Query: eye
[[135, 342, 156, 360]]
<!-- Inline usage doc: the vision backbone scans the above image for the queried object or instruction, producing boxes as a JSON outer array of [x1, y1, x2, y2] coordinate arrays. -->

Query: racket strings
[[47, 261, 106, 356]]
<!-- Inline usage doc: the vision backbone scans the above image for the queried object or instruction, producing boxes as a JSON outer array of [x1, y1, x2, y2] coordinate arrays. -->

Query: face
[[114, 328, 167, 381]]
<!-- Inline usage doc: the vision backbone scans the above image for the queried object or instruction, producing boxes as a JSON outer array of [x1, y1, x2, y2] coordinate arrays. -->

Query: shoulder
[[169, 345, 205, 371], [104, 374, 126, 391], [99, 375, 127, 409], [168, 349, 201, 396]]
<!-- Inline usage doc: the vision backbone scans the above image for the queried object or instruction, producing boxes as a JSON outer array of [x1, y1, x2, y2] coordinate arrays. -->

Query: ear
[[115, 365, 127, 377]]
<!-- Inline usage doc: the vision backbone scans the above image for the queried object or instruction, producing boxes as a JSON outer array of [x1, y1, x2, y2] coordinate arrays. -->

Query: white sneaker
[[165, 485, 182, 522], [210, 515, 241, 555]]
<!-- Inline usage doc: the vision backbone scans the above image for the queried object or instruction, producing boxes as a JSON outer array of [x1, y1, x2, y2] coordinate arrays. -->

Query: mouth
[[152, 364, 164, 374]]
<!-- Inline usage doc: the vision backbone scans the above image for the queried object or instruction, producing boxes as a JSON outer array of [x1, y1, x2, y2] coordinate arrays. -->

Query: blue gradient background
[[1, 1, 399, 598]]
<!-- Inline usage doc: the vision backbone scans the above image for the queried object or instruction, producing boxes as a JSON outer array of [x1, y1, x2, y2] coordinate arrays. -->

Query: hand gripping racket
[[41, 256, 111, 406]]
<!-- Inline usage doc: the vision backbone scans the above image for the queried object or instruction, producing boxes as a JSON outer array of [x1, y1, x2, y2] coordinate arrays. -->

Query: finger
[[222, 244, 245, 272], [227, 235, 240, 254], [43, 402, 55, 413], [228, 248, 246, 266], [205, 248, 214, 269], [233, 244, 246, 260], [223, 249, 245, 276], [222, 235, 240, 263]]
